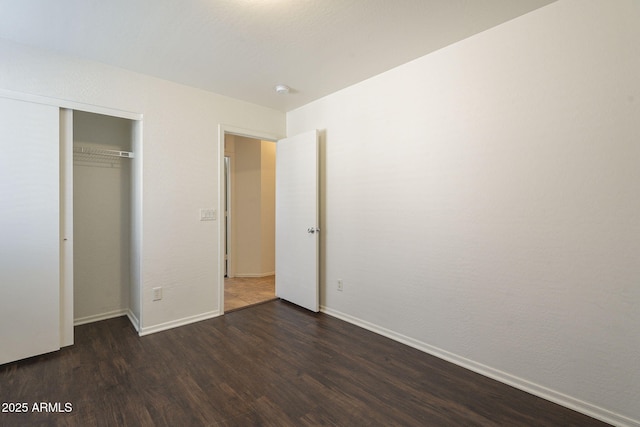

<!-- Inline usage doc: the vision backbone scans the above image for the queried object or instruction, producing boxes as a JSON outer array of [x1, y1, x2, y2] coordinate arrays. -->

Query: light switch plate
[[200, 208, 216, 221]]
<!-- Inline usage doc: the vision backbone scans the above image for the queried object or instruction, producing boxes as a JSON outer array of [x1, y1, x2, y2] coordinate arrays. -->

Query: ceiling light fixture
[[274, 84, 291, 95]]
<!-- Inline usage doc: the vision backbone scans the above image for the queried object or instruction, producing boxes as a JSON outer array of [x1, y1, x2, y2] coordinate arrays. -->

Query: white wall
[[287, 1, 639, 425], [232, 136, 276, 277], [234, 136, 263, 275], [0, 38, 285, 333]]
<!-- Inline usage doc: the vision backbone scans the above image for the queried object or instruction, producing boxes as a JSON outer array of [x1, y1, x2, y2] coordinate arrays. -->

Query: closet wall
[[73, 111, 134, 324]]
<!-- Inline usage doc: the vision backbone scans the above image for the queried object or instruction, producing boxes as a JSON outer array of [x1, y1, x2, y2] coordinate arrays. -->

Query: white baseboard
[[74, 309, 129, 326], [320, 305, 638, 427], [233, 272, 275, 278], [74, 308, 140, 333], [126, 309, 140, 332], [138, 310, 221, 336]]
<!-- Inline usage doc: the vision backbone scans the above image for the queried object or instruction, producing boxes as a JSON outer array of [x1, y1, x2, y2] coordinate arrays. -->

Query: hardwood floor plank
[[0, 301, 610, 426]]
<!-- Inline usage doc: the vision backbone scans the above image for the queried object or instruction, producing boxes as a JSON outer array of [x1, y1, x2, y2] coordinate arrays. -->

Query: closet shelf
[[73, 146, 135, 159]]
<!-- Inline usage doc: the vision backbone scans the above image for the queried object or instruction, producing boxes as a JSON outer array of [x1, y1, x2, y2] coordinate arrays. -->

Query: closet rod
[[73, 146, 135, 159]]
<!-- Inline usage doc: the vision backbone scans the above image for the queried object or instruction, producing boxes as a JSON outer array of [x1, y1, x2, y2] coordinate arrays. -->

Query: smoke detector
[[274, 84, 291, 95]]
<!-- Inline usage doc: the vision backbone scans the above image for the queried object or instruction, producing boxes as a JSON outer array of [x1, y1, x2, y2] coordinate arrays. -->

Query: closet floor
[[224, 275, 276, 312]]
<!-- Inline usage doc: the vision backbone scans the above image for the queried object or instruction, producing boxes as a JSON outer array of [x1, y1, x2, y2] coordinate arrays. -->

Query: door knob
[[307, 227, 319, 234]]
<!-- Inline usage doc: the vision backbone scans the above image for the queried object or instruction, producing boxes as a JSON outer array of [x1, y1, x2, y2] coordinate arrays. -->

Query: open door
[[275, 130, 319, 312]]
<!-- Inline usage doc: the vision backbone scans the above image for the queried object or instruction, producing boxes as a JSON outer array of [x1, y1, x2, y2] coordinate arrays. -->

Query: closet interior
[[72, 110, 139, 329]]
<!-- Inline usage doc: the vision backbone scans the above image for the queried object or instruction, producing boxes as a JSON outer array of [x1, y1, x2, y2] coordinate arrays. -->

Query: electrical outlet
[[152, 287, 163, 301], [337, 279, 343, 292]]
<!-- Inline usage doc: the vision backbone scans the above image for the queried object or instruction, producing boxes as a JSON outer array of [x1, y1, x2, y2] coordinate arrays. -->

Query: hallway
[[224, 275, 276, 312]]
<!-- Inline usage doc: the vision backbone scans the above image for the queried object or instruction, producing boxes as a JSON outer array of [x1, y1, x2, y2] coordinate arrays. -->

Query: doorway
[[218, 126, 321, 314], [62, 108, 142, 334], [223, 133, 277, 312]]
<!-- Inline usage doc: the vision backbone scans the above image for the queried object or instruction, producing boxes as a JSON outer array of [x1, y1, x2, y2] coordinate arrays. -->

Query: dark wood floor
[[0, 300, 609, 427]]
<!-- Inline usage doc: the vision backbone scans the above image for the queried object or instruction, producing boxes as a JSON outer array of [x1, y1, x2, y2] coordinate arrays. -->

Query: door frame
[[62, 106, 144, 338], [223, 155, 232, 278], [217, 124, 281, 314]]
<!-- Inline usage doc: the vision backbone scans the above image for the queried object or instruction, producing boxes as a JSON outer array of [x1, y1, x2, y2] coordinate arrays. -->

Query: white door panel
[[0, 97, 60, 364], [275, 130, 319, 312]]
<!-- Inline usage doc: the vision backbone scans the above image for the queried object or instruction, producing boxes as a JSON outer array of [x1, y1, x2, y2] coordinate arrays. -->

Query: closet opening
[[71, 110, 141, 330]]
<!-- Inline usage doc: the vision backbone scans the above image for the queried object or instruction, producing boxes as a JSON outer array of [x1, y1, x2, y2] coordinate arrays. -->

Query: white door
[[275, 130, 319, 312], [0, 97, 60, 364]]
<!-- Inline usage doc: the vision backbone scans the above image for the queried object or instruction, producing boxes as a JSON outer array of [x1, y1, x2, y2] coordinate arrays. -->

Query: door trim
[[217, 124, 281, 314], [59, 108, 74, 347], [223, 155, 233, 278], [0, 89, 142, 121]]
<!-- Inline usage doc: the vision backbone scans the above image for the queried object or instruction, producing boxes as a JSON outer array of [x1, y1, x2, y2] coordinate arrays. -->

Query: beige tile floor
[[224, 275, 276, 312]]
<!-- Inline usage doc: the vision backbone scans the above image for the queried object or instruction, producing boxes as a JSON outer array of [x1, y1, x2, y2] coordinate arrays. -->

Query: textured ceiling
[[0, 0, 556, 111]]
